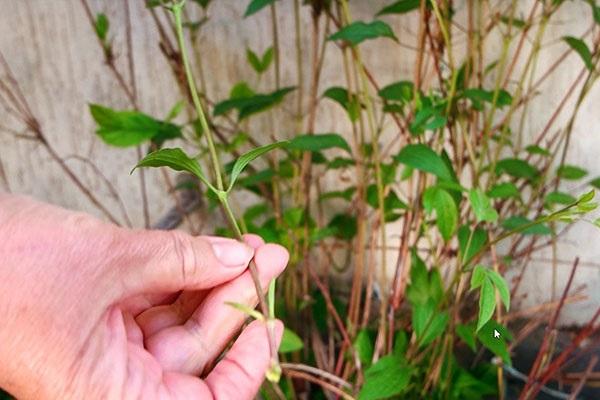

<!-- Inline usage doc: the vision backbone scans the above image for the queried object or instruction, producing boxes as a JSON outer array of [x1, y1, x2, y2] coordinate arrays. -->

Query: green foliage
[[94, 13, 109, 42], [323, 87, 360, 121], [470, 265, 511, 331], [328, 20, 397, 45], [556, 164, 588, 180], [132, 148, 212, 188], [244, 0, 276, 17], [423, 186, 458, 241], [279, 328, 303, 353], [247, 47, 273, 74], [214, 86, 295, 120], [495, 158, 538, 180], [395, 144, 453, 181], [563, 36, 594, 71], [88, 1, 600, 397], [90, 104, 181, 147], [288, 133, 351, 153], [377, 0, 420, 16], [228, 141, 287, 191], [468, 188, 498, 223], [462, 88, 512, 109], [358, 354, 412, 400]]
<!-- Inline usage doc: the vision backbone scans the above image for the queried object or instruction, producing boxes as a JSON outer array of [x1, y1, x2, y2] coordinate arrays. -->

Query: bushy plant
[[4, 0, 600, 399]]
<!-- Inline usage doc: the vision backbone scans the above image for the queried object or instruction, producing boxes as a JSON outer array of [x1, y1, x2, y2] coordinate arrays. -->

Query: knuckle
[[167, 230, 201, 286]]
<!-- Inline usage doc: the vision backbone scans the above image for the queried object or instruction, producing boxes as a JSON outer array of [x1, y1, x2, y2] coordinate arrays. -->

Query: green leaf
[[244, 0, 276, 17], [133, 148, 212, 189], [463, 88, 512, 108], [228, 142, 287, 191], [545, 191, 576, 206], [420, 312, 449, 347], [593, 218, 600, 228], [495, 158, 538, 180], [377, 0, 420, 15], [395, 144, 453, 181], [588, 0, 600, 25], [563, 36, 594, 71], [470, 265, 487, 289], [477, 321, 512, 365], [224, 301, 264, 321], [469, 188, 498, 223], [589, 177, 600, 189], [283, 207, 304, 228], [246, 47, 273, 74], [477, 278, 496, 332], [487, 182, 520, 199], [359, 354, 412, 400], [279, 328, 303, 353], [165, 100, 185, 121], [328, 214, 357, 240], [579, 189, 595, 203], [407, 250, 429, 306], [410, 106, 447, 134], [213, 87, 295, 120], [423, 187, 458, 241], [488, 270, 510, 311], [556, 164, 588, 180], [320, 187, 356, 201], [323, 87, 360, 121], [456, 324, 477, 351], [95, 13, 109, 41], [354, 330, 374, 366], [328, 20, 397, 46], [501, 216, 552, 235], [458, 226, 487, 265], [378, 81, 414, 103], [525, 144, 551, 156], [288, 133, 351, 153], [90, 104, 181, 147]]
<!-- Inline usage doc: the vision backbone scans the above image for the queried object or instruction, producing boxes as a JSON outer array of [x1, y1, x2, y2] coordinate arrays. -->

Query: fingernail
[[211, 240, 254, 268]]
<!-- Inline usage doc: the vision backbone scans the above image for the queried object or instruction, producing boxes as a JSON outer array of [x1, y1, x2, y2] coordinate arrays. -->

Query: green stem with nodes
[[171, 0, 281, 382]]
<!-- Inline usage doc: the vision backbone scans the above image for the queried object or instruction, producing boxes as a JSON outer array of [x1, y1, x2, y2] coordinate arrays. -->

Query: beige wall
[[1, 0, 599, 325]]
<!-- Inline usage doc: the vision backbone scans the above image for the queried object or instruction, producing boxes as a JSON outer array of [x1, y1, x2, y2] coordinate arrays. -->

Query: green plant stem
[[173, 3, 223, 191], [171, 0, 280, 381]]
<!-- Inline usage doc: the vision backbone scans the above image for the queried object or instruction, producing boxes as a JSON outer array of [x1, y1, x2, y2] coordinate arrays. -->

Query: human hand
[[0, 194, 288, 399]]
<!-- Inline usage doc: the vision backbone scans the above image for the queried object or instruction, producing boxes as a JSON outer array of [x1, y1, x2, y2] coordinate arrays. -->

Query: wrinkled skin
[[0, 194, 288, 399]]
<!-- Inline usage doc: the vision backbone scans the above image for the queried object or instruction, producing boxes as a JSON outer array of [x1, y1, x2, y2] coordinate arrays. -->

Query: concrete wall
[[1, 0, 599, 325]]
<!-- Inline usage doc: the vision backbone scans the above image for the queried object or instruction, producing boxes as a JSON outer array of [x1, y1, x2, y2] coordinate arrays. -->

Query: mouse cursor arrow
[[493, 329, 500, 339]]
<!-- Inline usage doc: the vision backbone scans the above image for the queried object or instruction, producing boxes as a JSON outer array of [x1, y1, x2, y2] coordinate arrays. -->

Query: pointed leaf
[[469, 188, 498, 222], [377, 0, 420, 15], [487, 182, 520, 199], [279, 328, 304, 353], [244, 0, 276, 17], [95, 13, 109, 41], [495, 158, 538, 180], [288, 133, 351, 153], [488, 270, 511, 311], [477, 278, 496, 332], [228, 142, 287, 191], [470, 265, 487, 289], [328, 20, 397, 45], [563, 36, 594, 71], [90, 104, 181, 147], [395, 144, 453, 181], [423, 186, 458, 241], [556, 164, 588, 180], [359, 354, 412, 400], [133, 148, 213, 190]]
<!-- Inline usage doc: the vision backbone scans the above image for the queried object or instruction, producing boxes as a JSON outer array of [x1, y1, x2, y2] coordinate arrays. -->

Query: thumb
[[115, 229, 254, 296]]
